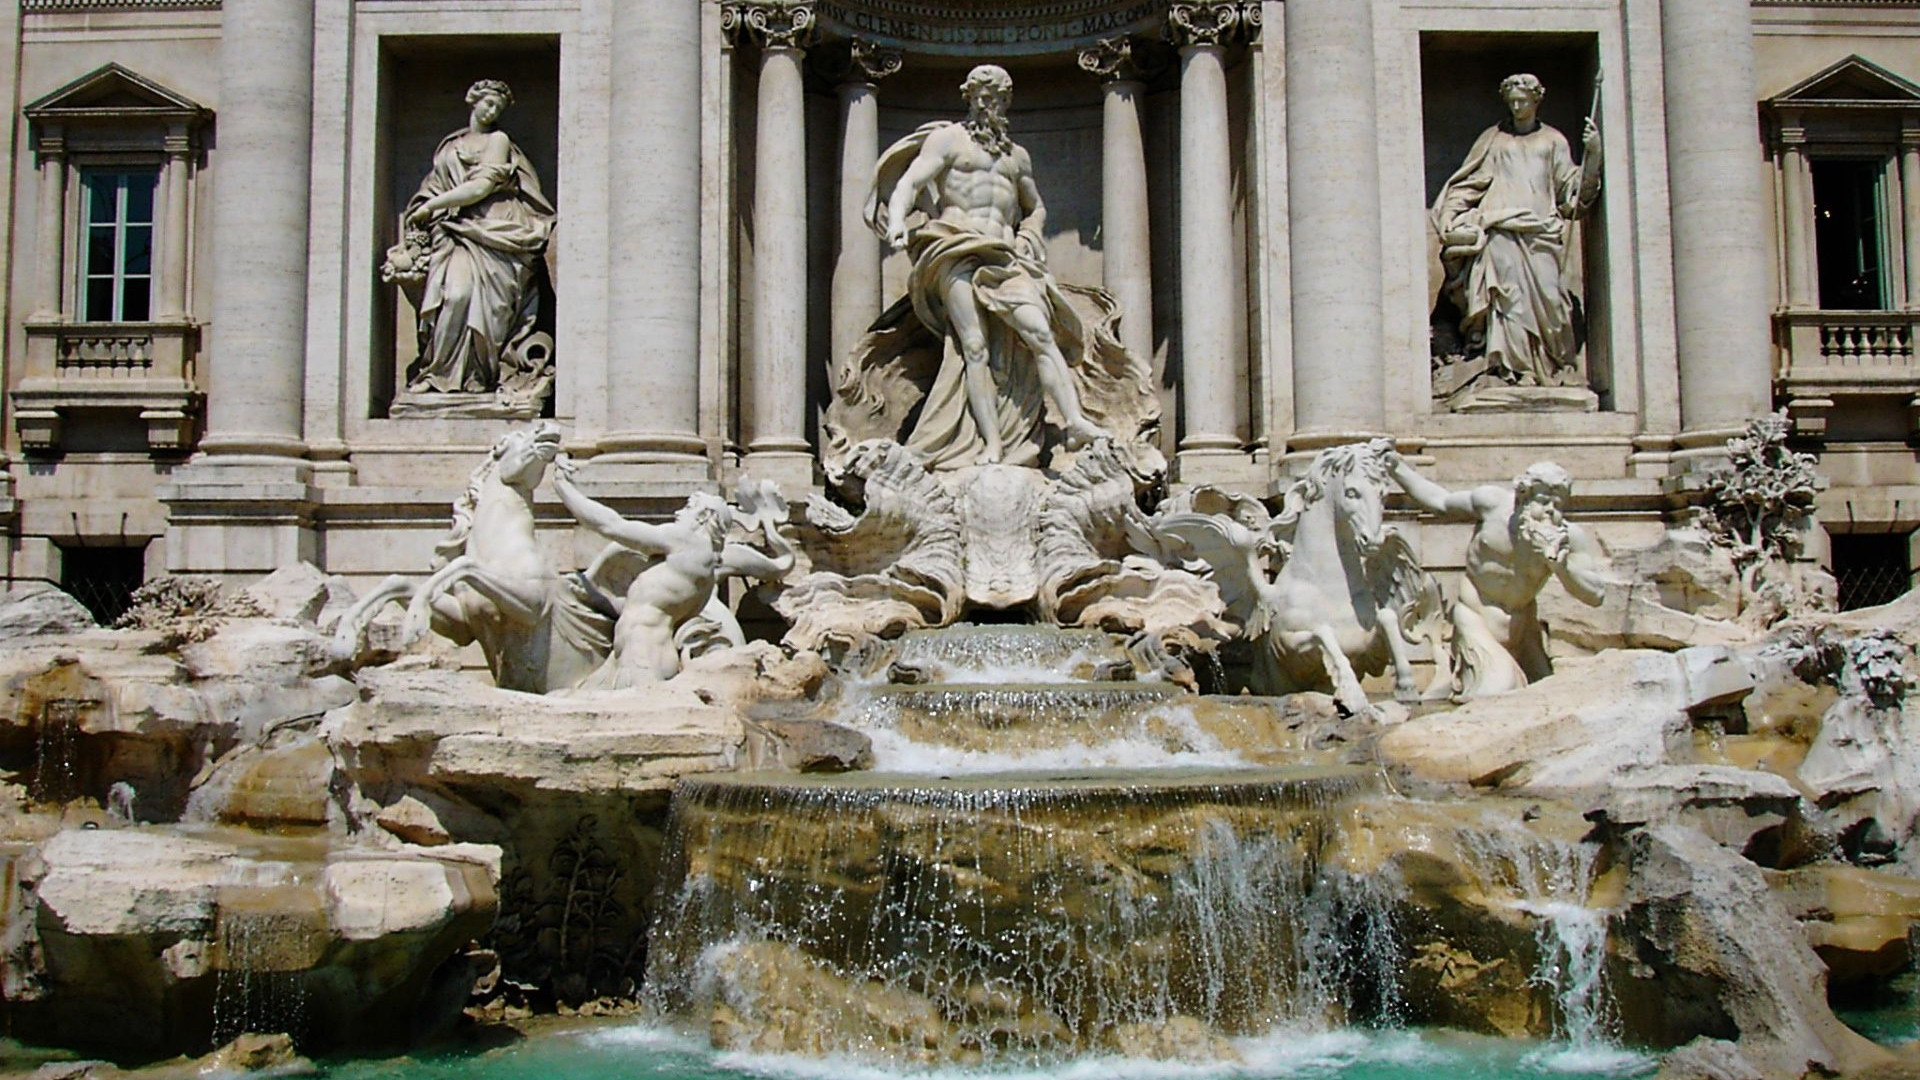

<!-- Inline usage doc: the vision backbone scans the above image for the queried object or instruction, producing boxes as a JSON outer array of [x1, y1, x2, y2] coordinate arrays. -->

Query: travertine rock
[[241, 561, 353, 626], [1377, 650, 1693, 793], [5, 827, 497, 1057], [0, 586, 95, 640], [375, 795, 449, 846], [1612, 825, 1887, 1078], [1766, 862, 1920, 989]]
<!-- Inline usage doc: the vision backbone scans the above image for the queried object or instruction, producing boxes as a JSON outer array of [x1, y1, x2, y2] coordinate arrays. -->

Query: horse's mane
[[433, 432, 517, 568], [1271, 442, 1389, 539]]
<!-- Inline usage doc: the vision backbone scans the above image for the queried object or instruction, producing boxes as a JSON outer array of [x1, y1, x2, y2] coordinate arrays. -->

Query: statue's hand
[[552, 452, 578, 481], [886, 218, 911, 250], [407, 204, 437, 229], [1582, 117, 1602, 158]]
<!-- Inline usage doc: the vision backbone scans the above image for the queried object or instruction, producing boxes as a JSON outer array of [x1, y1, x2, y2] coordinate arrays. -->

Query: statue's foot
[[1062, 421, 1106, 450], [981, 444, 1003, 465]]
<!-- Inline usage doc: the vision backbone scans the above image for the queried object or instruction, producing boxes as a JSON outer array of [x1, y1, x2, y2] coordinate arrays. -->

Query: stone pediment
[[24, 62, 209, 126], [1766, 54, 1920, 111]]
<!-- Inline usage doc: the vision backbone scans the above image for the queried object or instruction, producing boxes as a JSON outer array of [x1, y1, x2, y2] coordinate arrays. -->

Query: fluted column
[[158, 125, 192, 320], [831, 38, 900, 373], [601, 0, 707, 464], [739, 3, 814, 480], [200, 0, 315, 458], [1663, 0, 1773, 448], [1777, 119, 1815, 310], [1903, 121, 1920, 310], [1284, 0, 1384, 447], [1171, 3, 1244, 456], [31, 132, 65, 320], [1079, 37, 1155, 368]]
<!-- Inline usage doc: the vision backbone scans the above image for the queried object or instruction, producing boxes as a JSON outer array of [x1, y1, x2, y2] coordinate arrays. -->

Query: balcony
[[12, 319, 203, 452], [1773, 310, 1920, 439]]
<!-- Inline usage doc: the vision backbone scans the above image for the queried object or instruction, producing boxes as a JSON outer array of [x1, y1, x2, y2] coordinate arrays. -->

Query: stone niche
[[1419, 31, 1610, 416], [370, 35, 560, 420]]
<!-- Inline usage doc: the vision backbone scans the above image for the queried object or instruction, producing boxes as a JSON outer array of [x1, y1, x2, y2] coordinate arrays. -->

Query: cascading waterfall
[[29, 699, 82, 805], [210, 887, 313, 1046], [643, 768, 1383, 1062], [1458, 821, 1617, 1048]]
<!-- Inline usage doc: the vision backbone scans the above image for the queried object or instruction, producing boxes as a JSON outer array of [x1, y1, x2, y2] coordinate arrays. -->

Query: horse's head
[[492, 420, 563, 491], [1308, 442, 1391, 558]]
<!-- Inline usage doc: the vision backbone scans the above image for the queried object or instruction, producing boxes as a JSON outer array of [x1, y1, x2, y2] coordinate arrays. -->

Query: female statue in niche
[[1430, 72, 1601, 402], [383, 79, 557, 412]]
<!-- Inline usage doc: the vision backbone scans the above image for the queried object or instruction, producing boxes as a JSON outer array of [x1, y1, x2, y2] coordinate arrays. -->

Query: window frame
[[1807, 152, 1899, 313], [76, 165, 160, 324]]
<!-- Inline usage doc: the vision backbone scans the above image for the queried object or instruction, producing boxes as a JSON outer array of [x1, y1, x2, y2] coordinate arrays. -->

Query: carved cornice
[[814, 0, 1162, 57], [723, 2, 818, 50], [1166, 1, 1244, 48], [1077, 36, 1141, 81], [848, 36, 903, 82]]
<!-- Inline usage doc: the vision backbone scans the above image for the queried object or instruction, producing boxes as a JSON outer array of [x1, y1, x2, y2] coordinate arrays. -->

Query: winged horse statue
[[1142, 440, 1442, 714], [329, 420, 612, 693]]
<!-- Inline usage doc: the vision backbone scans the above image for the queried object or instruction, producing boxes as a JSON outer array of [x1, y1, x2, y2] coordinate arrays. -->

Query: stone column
[[831, 38, 900, 374], [162, 0, 318, 573], [1776, 119, 1815, 310], [1903, 121, 1920, 310], [1170, 3, 1244, 458], [199, 0, 315, 459], [600, 0, 708, 469], [1079, 36, 1155, 368], [1662, 0, 1773, 449], [739, 2, 814, 484], [158, 125, 192, 321], [31, 131, 65, 320], [1283, 0, 1384, 448]]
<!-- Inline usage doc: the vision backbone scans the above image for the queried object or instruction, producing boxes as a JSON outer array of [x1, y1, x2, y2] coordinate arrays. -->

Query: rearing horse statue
[[330, 420, 611, 693], [1147, 440, 1442, 714]]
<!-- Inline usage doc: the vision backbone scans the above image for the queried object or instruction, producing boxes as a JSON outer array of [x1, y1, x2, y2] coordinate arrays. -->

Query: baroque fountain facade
[[0, 2, 1917, 1079]]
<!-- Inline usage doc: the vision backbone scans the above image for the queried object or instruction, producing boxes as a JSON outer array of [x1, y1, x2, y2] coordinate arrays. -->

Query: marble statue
[[1430, 73, 1601, 402], [383, 79, 557, 415], [1145, 441, 1442, 715], [823, 64, 1162, 477], [1386, 452, 1608, 697], [552, 465, 796, 687], [330, 421, 612, 693]]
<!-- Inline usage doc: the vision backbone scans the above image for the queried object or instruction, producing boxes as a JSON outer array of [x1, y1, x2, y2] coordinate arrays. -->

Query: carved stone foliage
[[724, 1, 817, 50], [1167, 1, 1256, 48], [849, 37, 903, 81], [1700, 410, 1834, 628], [1077, 36, 1140, 81]]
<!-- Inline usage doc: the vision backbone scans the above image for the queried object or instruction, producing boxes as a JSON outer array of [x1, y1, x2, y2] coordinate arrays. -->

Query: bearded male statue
[[1386, 453, 1609, 696], [827, 64, 1160, 476]]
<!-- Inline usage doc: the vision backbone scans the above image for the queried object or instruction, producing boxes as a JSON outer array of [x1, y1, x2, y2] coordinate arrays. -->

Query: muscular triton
[[871, 64, 1106, 465]]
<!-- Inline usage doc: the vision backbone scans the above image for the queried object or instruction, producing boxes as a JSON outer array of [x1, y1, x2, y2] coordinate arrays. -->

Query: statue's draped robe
[[836, 121, 1155, 473], [1431, 121, 1593, 387], [408, 129, 556, 394]]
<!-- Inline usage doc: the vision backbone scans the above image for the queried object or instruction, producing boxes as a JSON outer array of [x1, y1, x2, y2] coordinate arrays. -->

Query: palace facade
[[2, 0, 1918, 619]]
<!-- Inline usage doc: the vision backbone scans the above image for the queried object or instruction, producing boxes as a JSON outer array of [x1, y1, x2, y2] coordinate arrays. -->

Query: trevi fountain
[[0, 44, 1917, 1080]]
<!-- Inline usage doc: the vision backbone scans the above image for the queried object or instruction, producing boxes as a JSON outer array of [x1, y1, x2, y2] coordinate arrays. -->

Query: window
[[57, 542, 147, 625], [1811, 158, 1892, 311], [80, 169, 158, 323], [1830, 531, 1912, 612]]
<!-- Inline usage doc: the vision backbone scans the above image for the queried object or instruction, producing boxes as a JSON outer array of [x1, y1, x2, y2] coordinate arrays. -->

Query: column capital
[[1078, 36, 1142, 82], [1901, 117, 1920, 148], [847, 36, 902, 83], [723, 1, 816, 51], [1167, 1, 1250, 49]]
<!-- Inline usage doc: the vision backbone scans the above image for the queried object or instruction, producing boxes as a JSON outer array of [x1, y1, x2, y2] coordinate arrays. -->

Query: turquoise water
[[321, 1022, 1656, 1080], [1837, 970, 1920, 1047]]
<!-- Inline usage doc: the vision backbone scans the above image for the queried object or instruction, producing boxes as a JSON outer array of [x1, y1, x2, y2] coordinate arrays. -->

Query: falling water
[[644, 767, 1383, 1063], [210, 887, 314, 1047], [1457, 821, 1617, 1048], [29, 699, 83, 805]]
